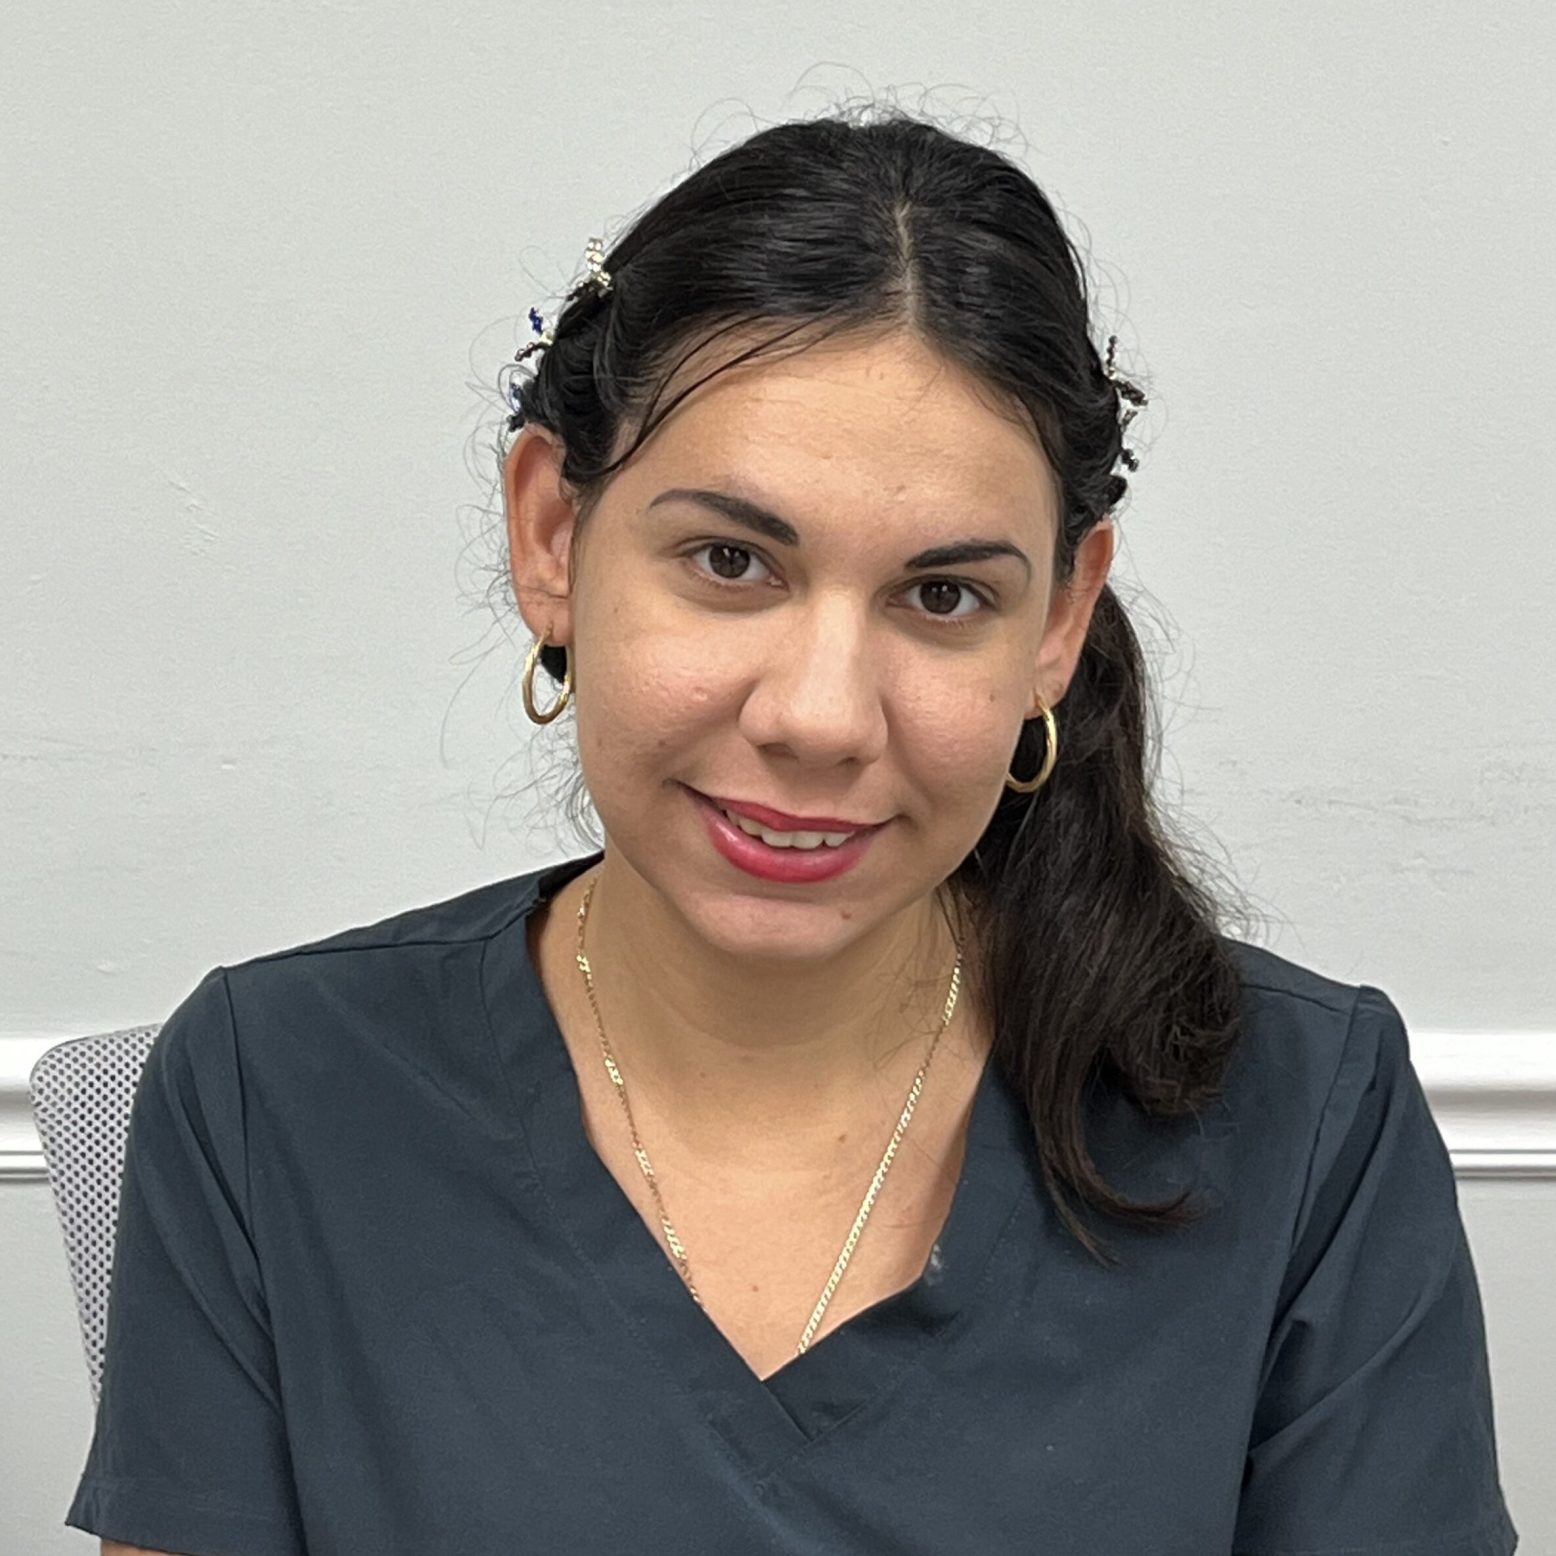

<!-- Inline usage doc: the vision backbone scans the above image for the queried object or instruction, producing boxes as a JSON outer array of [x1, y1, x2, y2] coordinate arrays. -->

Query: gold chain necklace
[[572, 875, 964, 1358]]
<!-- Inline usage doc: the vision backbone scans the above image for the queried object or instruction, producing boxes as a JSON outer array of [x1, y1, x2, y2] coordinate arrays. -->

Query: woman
[[70, 107, 1517, 1554]]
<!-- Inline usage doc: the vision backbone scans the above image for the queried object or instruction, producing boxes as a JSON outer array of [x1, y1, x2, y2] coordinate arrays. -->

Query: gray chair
[[29, 1026, 163, 1405]]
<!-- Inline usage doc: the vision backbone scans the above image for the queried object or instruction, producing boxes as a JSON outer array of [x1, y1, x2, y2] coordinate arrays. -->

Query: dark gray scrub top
[[66, 850, 1518, 1554]]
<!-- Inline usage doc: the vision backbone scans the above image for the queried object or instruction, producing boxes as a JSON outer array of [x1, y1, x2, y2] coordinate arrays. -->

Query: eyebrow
[[646, 487, 1033, 577]]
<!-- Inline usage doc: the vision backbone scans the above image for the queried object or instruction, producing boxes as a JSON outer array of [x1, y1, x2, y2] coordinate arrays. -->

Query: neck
[[545, 849, 984, 1155]]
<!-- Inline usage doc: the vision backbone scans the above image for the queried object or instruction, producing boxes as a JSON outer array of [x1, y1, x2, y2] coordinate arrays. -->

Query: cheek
[[590, 589, 719, 699], [574, 639, 720, 773], [922, 721, 1018, 807], [898, 677, 1020, 775]]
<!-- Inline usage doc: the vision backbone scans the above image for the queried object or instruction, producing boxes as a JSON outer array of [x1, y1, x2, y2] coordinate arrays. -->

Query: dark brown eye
[[918, 581, 966, 615], [707, 543, 754, 580], [683, 542, 773, 586], [908, 579, 991, 623]]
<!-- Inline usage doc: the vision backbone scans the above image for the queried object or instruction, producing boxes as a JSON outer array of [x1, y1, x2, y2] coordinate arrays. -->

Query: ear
[[503, 426, 579, 647], [1030, 519, 1116, 715]]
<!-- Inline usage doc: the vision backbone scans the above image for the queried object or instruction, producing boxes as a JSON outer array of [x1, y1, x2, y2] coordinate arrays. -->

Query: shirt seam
[[211, 965, 310, 1526], [223, 871, 552, 971], [1279, 983, 1374, 1269]]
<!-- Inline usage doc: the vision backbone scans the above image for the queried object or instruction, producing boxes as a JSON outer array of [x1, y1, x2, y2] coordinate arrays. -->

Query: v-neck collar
[[481, 851, 1033, 1483]]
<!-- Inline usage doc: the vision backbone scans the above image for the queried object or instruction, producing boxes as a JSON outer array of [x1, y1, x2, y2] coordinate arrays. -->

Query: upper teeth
[[719, 806, 857, 849]]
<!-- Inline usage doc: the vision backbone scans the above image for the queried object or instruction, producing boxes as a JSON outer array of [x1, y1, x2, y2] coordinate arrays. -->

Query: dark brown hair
[[494, 102, 1269, 1267]]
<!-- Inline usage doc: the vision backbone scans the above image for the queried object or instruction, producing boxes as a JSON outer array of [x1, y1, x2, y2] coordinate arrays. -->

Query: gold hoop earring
[[1004, 698, 1058, 794], [521, 624, 573, 724]]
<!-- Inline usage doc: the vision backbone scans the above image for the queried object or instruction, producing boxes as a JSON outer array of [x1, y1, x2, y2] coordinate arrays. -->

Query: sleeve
[[1232, 986, 1519, 1556], [64, 965, 308, 1556]]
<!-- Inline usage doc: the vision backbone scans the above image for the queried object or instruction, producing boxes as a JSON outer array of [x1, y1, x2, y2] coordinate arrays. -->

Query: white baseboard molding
[[4, 1030, 1555, 1182], [1406, 1031, 1556, 1180]]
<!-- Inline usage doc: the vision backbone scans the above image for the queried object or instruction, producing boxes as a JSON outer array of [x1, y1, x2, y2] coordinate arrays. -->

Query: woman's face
[[507, 326, 1114, 964]]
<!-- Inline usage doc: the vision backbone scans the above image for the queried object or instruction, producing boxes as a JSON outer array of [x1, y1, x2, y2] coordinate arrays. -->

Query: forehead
[[624, 326, 1058, 529]]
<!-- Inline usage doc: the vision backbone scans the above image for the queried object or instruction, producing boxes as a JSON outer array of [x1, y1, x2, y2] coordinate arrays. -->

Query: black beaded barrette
[[504, 237, 612, 427], [512, 236, 613, 368], [1103, 334, 1149, 472]]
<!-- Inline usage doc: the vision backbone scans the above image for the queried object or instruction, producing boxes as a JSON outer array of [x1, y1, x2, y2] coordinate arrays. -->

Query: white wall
[[3, 1, 1552, 1550]]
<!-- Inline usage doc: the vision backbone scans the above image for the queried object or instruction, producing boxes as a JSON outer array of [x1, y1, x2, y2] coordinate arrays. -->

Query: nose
[[736, 601, 890, 769]]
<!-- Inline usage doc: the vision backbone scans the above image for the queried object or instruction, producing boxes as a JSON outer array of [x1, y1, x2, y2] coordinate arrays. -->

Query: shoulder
[[233, 868, 547, 971], [1218, 932, 1409, 1096], [215, 866, 548, 1016], [1048, 935, 1422, 1250], [146, 865, 560, 1102], [1203, 935, 1422, 1213]]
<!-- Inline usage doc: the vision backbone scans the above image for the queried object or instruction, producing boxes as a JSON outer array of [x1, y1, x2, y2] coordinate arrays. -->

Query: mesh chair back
[[28, 1027, 162, 1405]]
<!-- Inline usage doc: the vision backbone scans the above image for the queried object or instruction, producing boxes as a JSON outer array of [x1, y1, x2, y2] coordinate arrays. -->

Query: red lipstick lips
[[700, 794, 884, 834], [685, 787, 887, 884]]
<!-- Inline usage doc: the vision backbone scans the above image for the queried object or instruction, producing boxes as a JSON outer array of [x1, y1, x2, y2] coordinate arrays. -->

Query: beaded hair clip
[[1103, 334, 1149, 472], [512, 236, 613, 368], [508, 234, 1145, 472]]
